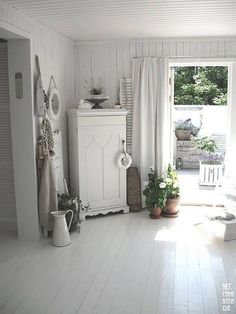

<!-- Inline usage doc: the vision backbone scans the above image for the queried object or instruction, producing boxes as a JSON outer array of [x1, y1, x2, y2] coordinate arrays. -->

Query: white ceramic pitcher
[[51, 210, 74, 247]]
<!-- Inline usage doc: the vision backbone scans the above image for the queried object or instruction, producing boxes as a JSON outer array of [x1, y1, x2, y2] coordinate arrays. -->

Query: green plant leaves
[[143, 165, 180, 211], [174, 66, 228, 106]]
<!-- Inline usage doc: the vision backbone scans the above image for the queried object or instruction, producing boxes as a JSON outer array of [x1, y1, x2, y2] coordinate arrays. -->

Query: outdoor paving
[[177, 169, 227, 206]]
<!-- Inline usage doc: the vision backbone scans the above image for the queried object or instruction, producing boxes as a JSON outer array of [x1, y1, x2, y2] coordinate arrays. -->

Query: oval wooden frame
[[48, 88, 61, 121]]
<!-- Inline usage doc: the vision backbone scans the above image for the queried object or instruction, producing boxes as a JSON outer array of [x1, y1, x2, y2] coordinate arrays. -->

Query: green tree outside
[[174, 66, 228, 106]]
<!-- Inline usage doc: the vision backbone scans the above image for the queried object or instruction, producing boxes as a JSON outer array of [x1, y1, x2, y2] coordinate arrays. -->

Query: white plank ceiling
[[1, 0, 236, 41]]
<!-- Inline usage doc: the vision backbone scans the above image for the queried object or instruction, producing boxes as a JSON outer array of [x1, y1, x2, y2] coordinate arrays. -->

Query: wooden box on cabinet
[[68, 109, 129, 219]]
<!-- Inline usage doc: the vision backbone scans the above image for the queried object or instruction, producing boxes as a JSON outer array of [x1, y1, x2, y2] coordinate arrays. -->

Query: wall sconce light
[[15, 72, 23, 99]]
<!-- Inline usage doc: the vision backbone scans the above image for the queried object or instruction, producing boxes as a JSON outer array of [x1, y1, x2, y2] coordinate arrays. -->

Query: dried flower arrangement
[[84, 76, 104, 96]]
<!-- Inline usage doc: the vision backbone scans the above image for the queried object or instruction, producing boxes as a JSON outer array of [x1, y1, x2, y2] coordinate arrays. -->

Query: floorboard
[[0, 207, 235, 314]]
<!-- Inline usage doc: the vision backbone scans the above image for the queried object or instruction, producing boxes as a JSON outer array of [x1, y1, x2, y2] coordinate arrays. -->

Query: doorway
[[169, 63, 230, 206], [0, 39, 16, 231]]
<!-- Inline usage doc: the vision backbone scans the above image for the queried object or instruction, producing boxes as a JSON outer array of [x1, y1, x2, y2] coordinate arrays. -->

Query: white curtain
[[132, 57, 171, 189]]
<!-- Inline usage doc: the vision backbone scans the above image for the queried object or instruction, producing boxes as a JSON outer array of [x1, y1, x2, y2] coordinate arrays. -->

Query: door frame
[[169, 58, 233, 174], [0, 23, 40, 240]]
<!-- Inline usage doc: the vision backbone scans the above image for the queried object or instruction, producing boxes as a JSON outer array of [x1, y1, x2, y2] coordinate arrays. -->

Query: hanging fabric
[[38, 153, 58, 231], [40, 116, 55, 156], [132, 57, 171, 198], [37, 115, 55, 181], [37, 116, 57, 231], [35, 57, 58, 232]]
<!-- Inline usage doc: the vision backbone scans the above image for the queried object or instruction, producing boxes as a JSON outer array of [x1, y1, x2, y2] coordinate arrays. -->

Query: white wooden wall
[[76, 39, 236, 106], [0, 3, 75, 237], [33, 31, 76, 182], [0, 41, 17, 230], [0, 3, 76, 182], [32, 27, 76, 183]]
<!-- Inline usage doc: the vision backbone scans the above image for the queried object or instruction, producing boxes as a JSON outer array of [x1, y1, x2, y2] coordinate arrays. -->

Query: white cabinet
[[68, 109, 129, 219]]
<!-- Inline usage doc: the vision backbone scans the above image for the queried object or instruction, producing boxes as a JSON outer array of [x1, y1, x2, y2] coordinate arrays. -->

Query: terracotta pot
[[150, 207, 162, 219], [165, 197, 180, 215]]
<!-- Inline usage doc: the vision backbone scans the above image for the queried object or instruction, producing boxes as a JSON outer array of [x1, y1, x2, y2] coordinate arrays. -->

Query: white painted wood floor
[[0, 207, 236, 314]]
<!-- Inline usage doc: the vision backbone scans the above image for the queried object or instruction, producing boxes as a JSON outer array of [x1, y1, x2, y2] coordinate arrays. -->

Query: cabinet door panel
[[86, 138, 103, 202], [78, 124, 126, 209], [103, 135, 120, 200]]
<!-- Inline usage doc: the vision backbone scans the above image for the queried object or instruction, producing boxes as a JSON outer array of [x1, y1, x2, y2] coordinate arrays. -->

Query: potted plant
[[84, 76, 109, 109], [174, 118, 199, 140], [191, 136, 224, 185], [144, 165, 181, 218], [143, 168, 167, 219], [84, 76, 104, 98], [163, 164, 180, 216], [58, 193, 82, 233]]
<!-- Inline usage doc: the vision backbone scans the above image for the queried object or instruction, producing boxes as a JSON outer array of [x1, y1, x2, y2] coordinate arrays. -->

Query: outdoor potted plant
[[174, 118, 199, 140], [162, 164, 181, 217], [143, 167, 167, 219], [191, 135, 224, 185]]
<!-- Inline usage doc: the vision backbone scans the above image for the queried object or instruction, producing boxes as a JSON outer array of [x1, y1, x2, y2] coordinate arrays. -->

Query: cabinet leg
[[123, 207, 129, 214]]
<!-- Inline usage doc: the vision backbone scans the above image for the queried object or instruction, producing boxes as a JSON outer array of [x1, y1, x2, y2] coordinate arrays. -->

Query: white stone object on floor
[[220, 218, 236, 241], [68, 109, 129, 219]]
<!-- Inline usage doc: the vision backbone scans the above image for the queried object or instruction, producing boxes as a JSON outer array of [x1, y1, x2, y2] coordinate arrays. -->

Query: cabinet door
[[78, 124, 126, 209]]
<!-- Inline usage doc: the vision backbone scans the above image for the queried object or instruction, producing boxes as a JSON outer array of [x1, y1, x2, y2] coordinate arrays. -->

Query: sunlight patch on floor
[[154, 206, 228, 244]]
